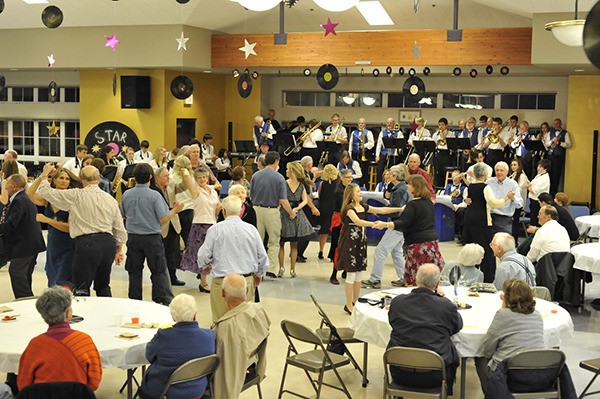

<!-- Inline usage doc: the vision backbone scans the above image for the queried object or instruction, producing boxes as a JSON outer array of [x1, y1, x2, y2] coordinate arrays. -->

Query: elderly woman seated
[[139, 293, 216, 399], [17, 286, 102, 391], [439, 243, 485, 287]]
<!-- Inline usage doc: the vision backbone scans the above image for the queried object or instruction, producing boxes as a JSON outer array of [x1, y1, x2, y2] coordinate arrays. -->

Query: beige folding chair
[[533, 286, 552, 301], [579, 357, 600, 398], [241, 338, 267, 399], [506, 349, 565, 399], [383, 346, 447, 399], [278, 319, 352, 399], [310, 294, 368, 387]]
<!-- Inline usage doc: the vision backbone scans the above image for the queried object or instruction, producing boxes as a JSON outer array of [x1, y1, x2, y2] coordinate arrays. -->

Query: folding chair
[[569, 204, 590, 219], [506, 349, 565, 399], [577, 357, 600, 398], [241, 338, 268, 399], [383, 346, 447, 399], [16, 382, 96, 399], [520, 198, 531, 237], [533, 286, 552, 301], [309, 294, 368, 387], [278, 319, 352, 399]]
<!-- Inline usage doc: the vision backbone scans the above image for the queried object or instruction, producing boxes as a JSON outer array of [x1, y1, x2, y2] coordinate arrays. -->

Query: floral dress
[[336, 203, 369, 273]]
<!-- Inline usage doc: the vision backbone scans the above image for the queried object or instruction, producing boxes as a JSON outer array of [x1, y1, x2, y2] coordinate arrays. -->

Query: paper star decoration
[[46, 121, 60, 137], [412, 41, 421, 60], [91, 144, 101, 154], [321, 18, 339, 37], [47, 54, 55, 68], [176, 32, 189, 51], [239, 39, 257, 59], [122, 145, 129, 153], [104, 33, 121, 51]]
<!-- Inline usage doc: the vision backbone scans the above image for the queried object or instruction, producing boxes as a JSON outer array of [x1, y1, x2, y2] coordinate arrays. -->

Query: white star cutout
[[239, 39, 257, 59], [47, 54, 55, 68], [176, 32, 189, 51]]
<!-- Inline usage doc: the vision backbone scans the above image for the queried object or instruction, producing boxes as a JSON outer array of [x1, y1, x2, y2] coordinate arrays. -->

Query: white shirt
[[529, 172, 550, 201], [16, 162, 28, 179], [466, 162, 493, 184], [134, 149, 153, 163], [527, 220, 571, 263], [487, 129, 512, 150], [375, 128, 403, 157], [325, 125, 347, 144], [302, 128, 323, 149], [432, 129, 455, 150], [62, 157, 84, 175], [253, 122, 277, 147], [542, 130, 572, 152], [348, 129, 374, 156], [408, 128, 431, 145], [201, 144, 215, 165]]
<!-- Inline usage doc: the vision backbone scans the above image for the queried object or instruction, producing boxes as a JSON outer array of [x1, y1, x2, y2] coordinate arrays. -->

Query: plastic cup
[[131, 312, 140, 324], [113, 313, 122, 326]]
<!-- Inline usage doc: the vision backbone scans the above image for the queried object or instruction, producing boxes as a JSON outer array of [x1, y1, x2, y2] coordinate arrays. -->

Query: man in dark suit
[[0, 174, 46, 298], [388, 263, 463, 395]]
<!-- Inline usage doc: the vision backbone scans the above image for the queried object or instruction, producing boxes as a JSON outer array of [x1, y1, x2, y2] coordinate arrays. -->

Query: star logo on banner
[[91, 144, 101, 154], [321, 18, 339, 37], [239, 39, 257, 59], [412, 41, 421, 60], [47, 54, 55, 68], [104, 33, 121, 51], [176, 32, 189, 51], [122, 145, 129, 153], [46, 121, 60, 137]]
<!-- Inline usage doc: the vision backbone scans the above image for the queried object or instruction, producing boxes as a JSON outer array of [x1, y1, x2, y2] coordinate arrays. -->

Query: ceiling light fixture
[[545, 0, 585, 46], [233, 0, 281, 12], [362, 96, 376, 106], [342, 95, 356, 105], [356, 1, 393, 26], [22, 0, 48, 4], [313, 0, 359, 12]]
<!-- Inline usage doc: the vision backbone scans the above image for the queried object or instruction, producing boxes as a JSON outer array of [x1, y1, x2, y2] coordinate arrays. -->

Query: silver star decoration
[[239, 39, 257, 59], [47, 54, 55, 67], [412, 41, 421, 60], [176, 32, 189, 51]]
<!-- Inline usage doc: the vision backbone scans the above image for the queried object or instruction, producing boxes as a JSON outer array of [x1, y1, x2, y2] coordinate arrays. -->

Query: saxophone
[[359, 128, 367, 162]]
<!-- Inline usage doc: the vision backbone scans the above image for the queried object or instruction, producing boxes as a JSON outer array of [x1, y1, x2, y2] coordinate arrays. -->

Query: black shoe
[[266, 272, 278, 279], [171, 279, 185, 286], [341, 271, 347, 279], [199, 283, 210, 293], [330, 277, 340, 285], [318, 251, 324, 259], [343, 305, 352, 315], [296, 255, 307, 263]]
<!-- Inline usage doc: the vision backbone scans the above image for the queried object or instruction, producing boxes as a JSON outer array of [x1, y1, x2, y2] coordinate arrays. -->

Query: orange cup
[[131, 312, 140, 324]]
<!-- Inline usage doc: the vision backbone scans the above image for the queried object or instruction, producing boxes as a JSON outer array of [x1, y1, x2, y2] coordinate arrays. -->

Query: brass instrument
[[112, 173, 122, 194], [486, 120, 509, 145], [327, 117, 345, 142], [359, 128, 367, 162], [284, 121, 322, 156], [438, 130, 447, 147], [404, 121, 426, 165]]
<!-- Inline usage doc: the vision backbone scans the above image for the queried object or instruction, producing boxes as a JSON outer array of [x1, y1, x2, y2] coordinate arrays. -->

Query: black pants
[[178, 209, 194, 247], [549, 154, 564, 195], [512, 208, 522, 242], [9, 254, 37, 299], [125, 234, 174, 304], [72, 233, 116, 297], [463, 225, 495, 283], [434, 150, 452, 188], [163, 224, 182, 282], [391, 364, 456, 396], [486, 149, 504, 175], [529, 199, 541, 227]]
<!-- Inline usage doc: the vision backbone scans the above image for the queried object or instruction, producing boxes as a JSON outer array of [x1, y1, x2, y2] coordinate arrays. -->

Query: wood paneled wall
[[212, 28, 532, 68]]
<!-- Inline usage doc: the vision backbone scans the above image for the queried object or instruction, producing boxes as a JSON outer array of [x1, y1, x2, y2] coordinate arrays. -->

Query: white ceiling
[[0, 0, 596, 34]]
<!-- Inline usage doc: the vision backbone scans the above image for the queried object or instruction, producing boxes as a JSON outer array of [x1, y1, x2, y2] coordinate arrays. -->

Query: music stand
[[413, 140, 436, 164], [274, 133, 295, 149], [447, 137, 471, 166], [102, 165, 118, 181], [234, 140, 255, 153], [122, 164, 136, 181]]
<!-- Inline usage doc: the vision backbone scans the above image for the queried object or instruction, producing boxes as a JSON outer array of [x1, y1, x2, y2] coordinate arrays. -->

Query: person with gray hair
[[388, 264, 463, 395], [3, 150, 28, 178], [440, 243, 485, 286], [140, 293, 216, 399], [212, 273, 271, 399], [198, 196, 268, 322], [37, 163, 127, 296], [220, 183, 256, 226], [491, 232, 536, 289], [362, 164, 411, 289], [17, 287, 102, 391], [0, 173, 45, 298], [486, 161, 523, 234]]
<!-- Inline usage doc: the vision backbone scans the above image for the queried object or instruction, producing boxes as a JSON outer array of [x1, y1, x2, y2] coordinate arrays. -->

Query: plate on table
[[1, 315, 17, 322]]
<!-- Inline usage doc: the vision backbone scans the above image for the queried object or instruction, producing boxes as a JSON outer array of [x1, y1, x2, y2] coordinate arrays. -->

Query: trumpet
[[284, 121, 322, 156]]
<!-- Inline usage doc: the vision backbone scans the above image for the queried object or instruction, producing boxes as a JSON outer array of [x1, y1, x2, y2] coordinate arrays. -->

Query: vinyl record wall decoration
[[48, 81, 58, 103], [238, 73, 252, 98], [170, 75, 194, 100], [316, 64, 339, 90], [584, 0, 600, 69], [403, 76, 425, 102], [42, 5, 63, 29], [0, 74, 5, 92]]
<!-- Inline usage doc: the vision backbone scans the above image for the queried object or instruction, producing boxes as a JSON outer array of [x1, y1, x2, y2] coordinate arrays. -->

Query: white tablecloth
[[572, 243, 600, 274], [575, 215, 600, 238], [0, 297, 172, 373], [350, 287, 574, 357]]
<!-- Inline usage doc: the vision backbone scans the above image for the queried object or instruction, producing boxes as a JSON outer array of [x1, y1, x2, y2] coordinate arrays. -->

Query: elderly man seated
[[17, 287, 102, 391], [213, 273, 271, 399], [491, 232, 536, 290], [139, 293, 216, 399], [388, 264, 463, 395], [527, 205, 571, 263]]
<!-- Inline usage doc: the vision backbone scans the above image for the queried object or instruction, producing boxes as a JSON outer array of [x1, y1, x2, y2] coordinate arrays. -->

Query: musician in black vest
[[348, 118, 374, 187], [544, 118, 572, 195], [375, 118, 401, 183], [431, 118, 455, 187], [252, 116, 276, 151], [482, 117, 508, 174]]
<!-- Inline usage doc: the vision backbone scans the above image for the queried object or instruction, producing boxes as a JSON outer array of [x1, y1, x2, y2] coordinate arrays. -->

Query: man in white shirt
[[527, 205, 571, 263], [134, 140, 153, 163], [348, 118, 374, 187], [3, 150, 28, 178], [375, 117, 402, 182], [482, 117, 510, 171], [299, 119, 323, 166], [486, 162, 523, 234], [201, 133, 217, 165], [118, 147, 137, 194], [62, 144, 88, 175], [463, 150, 492, 186], [526, 158, 551, 227], [324, 113, 347, 165]]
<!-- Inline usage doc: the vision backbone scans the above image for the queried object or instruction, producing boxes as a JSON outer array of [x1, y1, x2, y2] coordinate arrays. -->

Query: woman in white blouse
[[526, 158, 551, 227], [509, 158, 529, 241]]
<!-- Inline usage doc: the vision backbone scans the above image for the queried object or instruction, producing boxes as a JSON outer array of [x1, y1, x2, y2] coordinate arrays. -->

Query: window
[[38, 121, 62, 157], [0, 121, 8, 154], [335, 92, 382, 107], [0, 88, 6, 102], [442, 94, 494, 109], [64, 87, 80, 103], [12, 121, 34, 156], [12, 87, 34, 102], [64, 121, 81, 157], [284, 91, 330, 106], [500, 93, 556, 110], [388, 92, 437, 108]]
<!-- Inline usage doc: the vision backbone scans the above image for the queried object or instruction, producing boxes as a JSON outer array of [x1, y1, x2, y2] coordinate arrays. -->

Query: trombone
[[284, 121, 322, 156]]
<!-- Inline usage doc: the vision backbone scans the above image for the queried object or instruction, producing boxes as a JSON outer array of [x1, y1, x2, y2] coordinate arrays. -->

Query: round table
[[575, 215, 600, 238], [572, 243, 600, 274]]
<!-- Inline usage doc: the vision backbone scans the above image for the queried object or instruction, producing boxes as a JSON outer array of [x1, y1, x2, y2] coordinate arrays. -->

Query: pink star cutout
[[321, 18, 339, 37], [104, 33, 121, 51]]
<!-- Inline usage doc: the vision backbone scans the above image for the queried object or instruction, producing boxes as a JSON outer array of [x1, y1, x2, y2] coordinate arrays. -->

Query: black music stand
[[524, 140, 547, 177], [122, 164, 136, 181], [413, 140, 436, 165], [323, 141, 342, 165], [383, 137, 407, 165], [447, 137, 471, 166], [274, 133, 295, 151], [234, 140, 255, 153], [102, 165, 118, 181]]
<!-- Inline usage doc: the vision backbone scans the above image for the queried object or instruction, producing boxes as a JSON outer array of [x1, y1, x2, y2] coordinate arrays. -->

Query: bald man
[[407, 153, 435, 199], [36, 164, 127, 297]]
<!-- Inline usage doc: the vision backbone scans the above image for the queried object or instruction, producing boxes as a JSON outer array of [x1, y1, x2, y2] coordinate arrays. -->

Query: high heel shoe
[[290, 269, 296, 278], [318, 251, 324, 259], [199, 283, 210, 293], [278, 267, 285, 278], [343, 305, 352, 315]]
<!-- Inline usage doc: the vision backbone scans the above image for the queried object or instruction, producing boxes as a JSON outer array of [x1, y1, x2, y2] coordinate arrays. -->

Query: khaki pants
[[255, 206, 281, 274], [210, 275, 255, 323]]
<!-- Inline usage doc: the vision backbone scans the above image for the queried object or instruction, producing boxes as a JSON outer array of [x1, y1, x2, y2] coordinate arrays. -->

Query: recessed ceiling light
[[22, 0, 49, 4], [356, 1, 393, 26]]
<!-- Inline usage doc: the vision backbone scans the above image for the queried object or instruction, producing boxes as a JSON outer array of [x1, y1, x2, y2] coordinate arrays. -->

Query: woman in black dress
[[328, 169, 353, 284], [317, 164, 339, 260]]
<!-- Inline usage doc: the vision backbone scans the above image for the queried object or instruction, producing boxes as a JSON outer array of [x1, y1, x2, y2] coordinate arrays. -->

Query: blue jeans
[[368, 229, 405, 282]]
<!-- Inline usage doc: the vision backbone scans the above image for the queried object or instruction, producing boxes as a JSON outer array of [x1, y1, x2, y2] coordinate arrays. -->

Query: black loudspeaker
[[121, 76, 151, 109]]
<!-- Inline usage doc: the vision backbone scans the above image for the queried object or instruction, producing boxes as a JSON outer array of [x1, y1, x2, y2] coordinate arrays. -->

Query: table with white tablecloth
[[572, 243, 600, 274], [0, 297, 173, 397], [575, 215, 600, 239]]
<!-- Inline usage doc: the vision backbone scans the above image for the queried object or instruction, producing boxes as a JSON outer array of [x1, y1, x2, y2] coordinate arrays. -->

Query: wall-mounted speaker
[[121, 76, 151, 109]]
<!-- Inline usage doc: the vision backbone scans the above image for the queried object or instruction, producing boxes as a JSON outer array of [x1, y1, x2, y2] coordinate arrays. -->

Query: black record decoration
[[0, 74, 5, 92], [42, 5, 63, 29], [316, 64, 339, 90], [403, 76, 425, 102], [170, 75, 194, 100], [48, 81, 58, 103], [0, 0, 4, 15], [176, 0, 190, 3], [237, 73, 252, 98], [584, 0, 600, 70]]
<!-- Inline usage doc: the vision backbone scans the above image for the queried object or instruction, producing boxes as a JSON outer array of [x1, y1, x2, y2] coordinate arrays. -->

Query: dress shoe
[[318, 251, 324, 259], [330, 276, 340, 285], [391, 279, 406, 287], [199, 283, 210, 293], [343, 305, 352, 315], [171, 279, 185, 286], [266, 272, 278, 279], [361, 279, 381, 289]]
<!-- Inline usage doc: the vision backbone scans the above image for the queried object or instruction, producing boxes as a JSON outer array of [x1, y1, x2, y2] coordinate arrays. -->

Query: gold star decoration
[[91, 144, 101, 153], [122, 145, 129, 153], [47, 121, 60, 137]]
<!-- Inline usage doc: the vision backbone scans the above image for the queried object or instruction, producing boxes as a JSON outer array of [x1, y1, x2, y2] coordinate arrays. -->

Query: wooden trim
[[211, 28, 532, 68]]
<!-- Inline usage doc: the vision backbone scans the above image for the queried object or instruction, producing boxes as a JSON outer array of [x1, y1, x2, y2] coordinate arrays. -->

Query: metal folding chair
[[579, 357, 600, 398], [241, 338, 268, 399], [506, 349, 565, 399]]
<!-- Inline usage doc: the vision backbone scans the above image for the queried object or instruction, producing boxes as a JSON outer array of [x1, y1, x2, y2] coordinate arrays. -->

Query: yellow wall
[[224, 75, 262, 147], [565, 75, 600, 207]]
